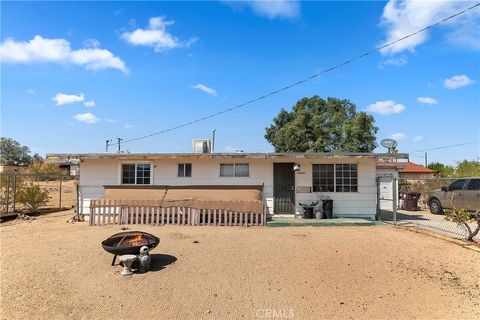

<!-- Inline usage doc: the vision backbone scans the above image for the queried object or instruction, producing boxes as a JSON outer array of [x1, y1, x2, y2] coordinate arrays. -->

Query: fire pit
[[102, 231, 160, 266]]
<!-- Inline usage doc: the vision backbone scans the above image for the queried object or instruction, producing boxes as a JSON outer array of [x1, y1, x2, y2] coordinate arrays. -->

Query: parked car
[[427, 178, 480, 214]]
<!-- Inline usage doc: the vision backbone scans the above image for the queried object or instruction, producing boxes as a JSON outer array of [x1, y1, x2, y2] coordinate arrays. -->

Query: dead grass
[[1, 210, 479, 320]]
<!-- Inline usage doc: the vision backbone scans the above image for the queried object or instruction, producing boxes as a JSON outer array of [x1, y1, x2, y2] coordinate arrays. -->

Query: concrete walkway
[[380, 209, 479, 241], [267, 215, 382, 227]]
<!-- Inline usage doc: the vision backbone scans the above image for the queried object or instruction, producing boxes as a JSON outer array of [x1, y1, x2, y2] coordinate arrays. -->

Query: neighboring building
[[46, 151, 408, 221], [0, 165, 27, 174], [46, 158, 80, 176], [399, 162, 434, 180]]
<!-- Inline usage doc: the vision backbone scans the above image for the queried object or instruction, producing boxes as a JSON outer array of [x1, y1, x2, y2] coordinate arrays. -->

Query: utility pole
[[424, 152, 428, 167], [211, 129, 216, 153], [105, 139, 112, 152], [117, 137, 123, 153]]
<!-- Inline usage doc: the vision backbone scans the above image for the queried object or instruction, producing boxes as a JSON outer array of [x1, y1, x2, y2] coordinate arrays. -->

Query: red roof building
[[399, 162, 434, 180]]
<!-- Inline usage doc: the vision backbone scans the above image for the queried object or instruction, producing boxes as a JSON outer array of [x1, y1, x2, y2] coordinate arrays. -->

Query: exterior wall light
[[293, 163, 301, 171]]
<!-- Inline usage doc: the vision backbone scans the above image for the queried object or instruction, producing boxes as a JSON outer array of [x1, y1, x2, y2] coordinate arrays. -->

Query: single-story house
[[46, 151, 408, 221], [398, 162, 434, 180]]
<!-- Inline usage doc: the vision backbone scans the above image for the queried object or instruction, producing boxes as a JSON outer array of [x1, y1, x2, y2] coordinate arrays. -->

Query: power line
[[109, 2, 480, 147], [408, 141, 480, 154]]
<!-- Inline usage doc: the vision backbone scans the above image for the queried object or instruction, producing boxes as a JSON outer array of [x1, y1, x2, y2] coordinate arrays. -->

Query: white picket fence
[[89, 199, 266, 227]]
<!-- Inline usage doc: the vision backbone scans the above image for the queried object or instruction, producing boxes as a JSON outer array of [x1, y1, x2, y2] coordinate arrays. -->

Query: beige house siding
[[78, 156, 377, 220]]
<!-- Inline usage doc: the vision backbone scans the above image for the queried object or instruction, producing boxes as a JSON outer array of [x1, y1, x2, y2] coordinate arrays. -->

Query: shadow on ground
[[149, 254, 177, 272]]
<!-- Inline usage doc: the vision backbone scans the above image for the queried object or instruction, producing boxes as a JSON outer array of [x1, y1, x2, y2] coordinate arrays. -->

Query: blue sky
[[1, 0, 479, 165]]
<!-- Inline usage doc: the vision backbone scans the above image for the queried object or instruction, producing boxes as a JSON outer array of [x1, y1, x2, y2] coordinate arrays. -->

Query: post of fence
[[59, 175, 63, 209], [12, 173, 17, 212], [375, 177, 380, 221], [6, 175, 10, 214], [392, 178, 397, 225]]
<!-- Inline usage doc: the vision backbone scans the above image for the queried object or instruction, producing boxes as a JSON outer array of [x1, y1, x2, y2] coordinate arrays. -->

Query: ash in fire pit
[[102, 231, 160, 266]]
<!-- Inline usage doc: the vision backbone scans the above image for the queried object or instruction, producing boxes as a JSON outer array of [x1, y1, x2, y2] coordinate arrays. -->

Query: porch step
[[267, 216, 383, 227]]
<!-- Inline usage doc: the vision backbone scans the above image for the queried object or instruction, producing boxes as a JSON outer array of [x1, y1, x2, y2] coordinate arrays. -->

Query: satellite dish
[[381, 138, 398, 149]]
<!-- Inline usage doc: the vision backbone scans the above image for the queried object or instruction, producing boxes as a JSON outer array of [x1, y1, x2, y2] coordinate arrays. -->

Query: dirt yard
[[1, 210, 479, 320]]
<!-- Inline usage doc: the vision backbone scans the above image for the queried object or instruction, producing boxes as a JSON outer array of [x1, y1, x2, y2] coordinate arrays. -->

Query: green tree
[[428, 162, 455, 177], [32, 153, 43, 163], [0, 137, 32, 166], [455, 160, 480, 177], [265, 96, 378, 152]]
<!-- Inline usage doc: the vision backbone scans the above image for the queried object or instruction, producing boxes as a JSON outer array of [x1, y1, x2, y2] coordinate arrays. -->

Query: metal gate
[[273, 163, 295, 214]]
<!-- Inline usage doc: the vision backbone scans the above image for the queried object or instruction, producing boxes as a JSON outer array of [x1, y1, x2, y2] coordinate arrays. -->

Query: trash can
[[303, 207, 314, 219], [322, 200, 334, 219], [299, 202, 318, 219], [404, 192, 420, 211]]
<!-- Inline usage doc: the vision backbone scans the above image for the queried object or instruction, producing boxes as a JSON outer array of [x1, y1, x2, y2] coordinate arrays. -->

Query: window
[[178, 163, 192, 177], [121, 163, 151, 185], [235, 163, 249, 177], [312, 164, 358, 193], [312, 164, 334, 192], [467, 179, 480, 191], [121, 164, 136, 184], [336, 164, 358, 192], [448, 180, 466, 191], [220, 163, 249, 177]]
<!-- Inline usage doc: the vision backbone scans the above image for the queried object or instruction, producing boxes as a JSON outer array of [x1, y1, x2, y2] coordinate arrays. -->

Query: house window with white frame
[[336, 164, 358, 192], [312, 164, 357, 192], [312, 164, 334, 192], [220, 163, 249, 177], [178, 163, 192, 177], [121, 163, 151, 185]]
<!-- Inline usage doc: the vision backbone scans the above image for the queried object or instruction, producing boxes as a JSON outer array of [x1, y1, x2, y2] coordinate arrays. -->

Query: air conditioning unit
[[192, 139, 212, 153]]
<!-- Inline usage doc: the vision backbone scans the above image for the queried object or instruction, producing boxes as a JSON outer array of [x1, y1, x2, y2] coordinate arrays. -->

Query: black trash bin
[[322, 199, 334, 219], [404, 192, 421, 211], [303, 207, 314, 219], [299, 202, 318, 219]]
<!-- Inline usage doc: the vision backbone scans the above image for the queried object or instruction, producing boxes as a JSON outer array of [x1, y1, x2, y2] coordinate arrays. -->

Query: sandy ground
[[1, 210, 479, 320]]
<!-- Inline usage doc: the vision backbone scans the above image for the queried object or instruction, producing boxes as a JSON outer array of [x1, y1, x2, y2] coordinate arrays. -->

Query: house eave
[[46, 152, 409, 162]]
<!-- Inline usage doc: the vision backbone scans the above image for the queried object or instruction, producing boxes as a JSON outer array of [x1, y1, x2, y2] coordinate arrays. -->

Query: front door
[[273, 163, 295, 214]]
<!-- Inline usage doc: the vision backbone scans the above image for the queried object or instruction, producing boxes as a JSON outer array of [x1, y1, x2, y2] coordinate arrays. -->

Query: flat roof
[[46, 152, 409, 161]]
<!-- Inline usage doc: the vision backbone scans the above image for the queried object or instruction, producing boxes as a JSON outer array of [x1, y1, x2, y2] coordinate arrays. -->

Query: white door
[[379, 176, 394, 211]]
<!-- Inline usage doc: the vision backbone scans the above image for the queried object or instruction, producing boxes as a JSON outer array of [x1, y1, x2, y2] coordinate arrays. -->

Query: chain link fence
[[0, 173, 78, 217], [378, 177, 480, 242]]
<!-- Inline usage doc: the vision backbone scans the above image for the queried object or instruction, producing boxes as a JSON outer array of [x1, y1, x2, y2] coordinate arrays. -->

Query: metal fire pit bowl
[[102, 231, 160, 266]]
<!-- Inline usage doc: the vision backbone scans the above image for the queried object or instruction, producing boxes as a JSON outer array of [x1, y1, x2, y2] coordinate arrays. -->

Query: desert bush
[[16, 184, 50, 211], [445, 208, 480, 242]]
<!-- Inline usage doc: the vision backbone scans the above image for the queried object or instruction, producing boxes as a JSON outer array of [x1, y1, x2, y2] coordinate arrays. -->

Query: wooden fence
[[89, 199, 266, 227]]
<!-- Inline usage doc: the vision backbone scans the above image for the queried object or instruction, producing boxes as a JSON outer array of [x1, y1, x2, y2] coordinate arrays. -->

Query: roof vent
[[192, 139, 212, 153]]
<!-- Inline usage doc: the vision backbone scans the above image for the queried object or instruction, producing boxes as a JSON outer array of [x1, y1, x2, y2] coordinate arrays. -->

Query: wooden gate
[[273, 163, 295, 214]]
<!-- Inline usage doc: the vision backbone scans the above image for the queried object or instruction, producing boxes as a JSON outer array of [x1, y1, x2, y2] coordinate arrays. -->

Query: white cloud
[[379, 0, 479, 55], [367, 100, 405, 115], [53, 93, 84, 106], [84, 100, 95, 108], [380, 55, 408, 68], [443, 74, 475, 89], [73, 112, 100, 124], [105, 118, 117, 123], [192, 83, 218, 97], [245, 0, 300, 20], [417, 97, 438, 105], [124, 124, 134, 129], [413, 135, 424, 142], [83, 38, 101, 48], [0, 35, 128, 72], [389, 133, 408, 141], [121, 16, 196, 52], [26, 89, 36, 95]]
